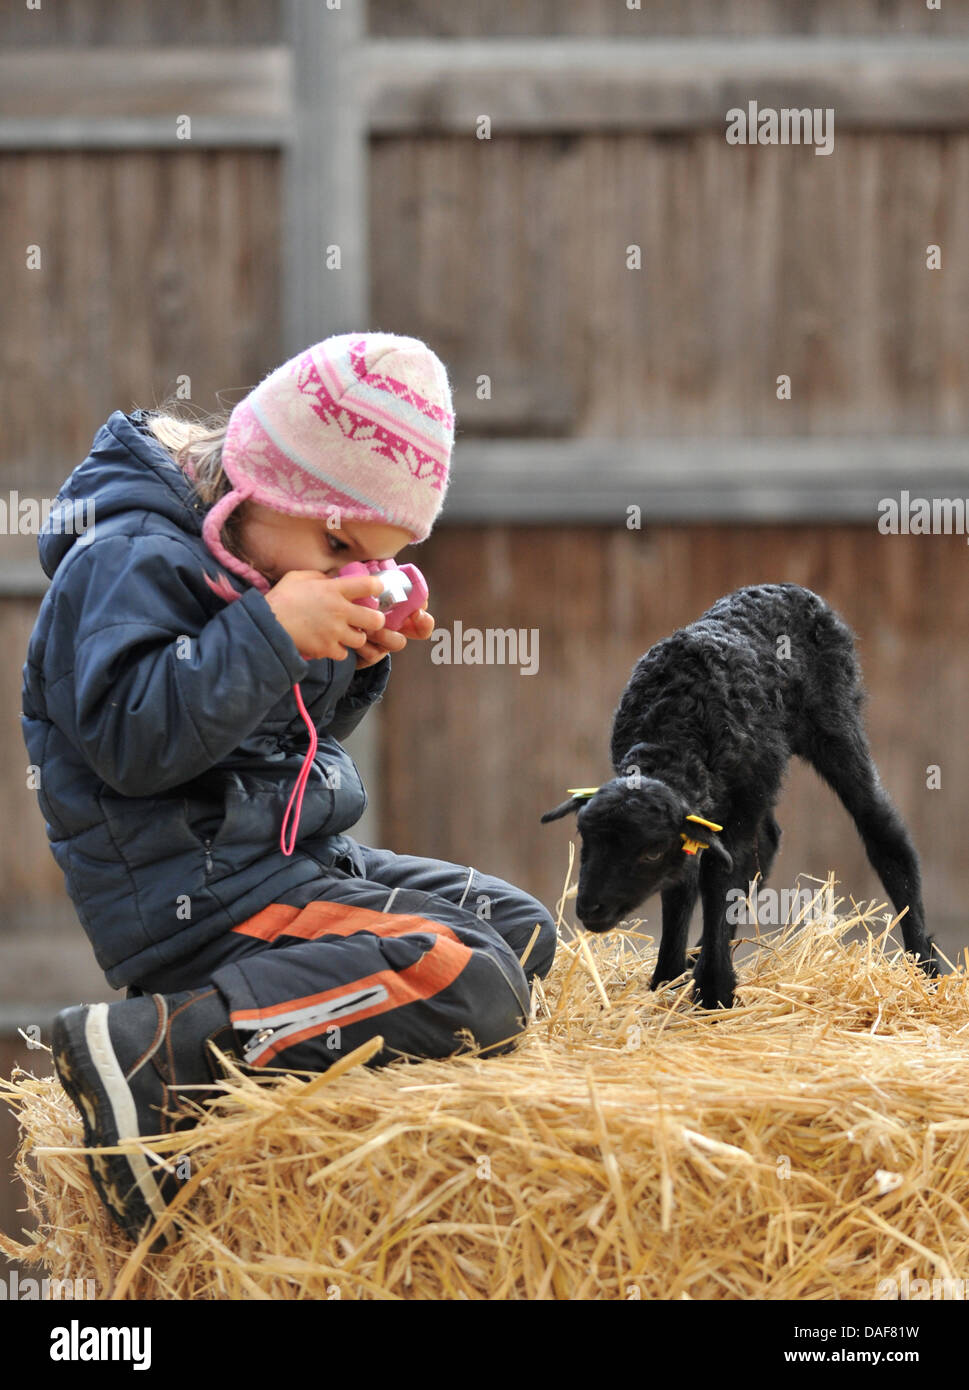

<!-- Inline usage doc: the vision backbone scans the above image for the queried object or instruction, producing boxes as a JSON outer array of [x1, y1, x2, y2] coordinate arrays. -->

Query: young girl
[[22, 332, 558, 1246]]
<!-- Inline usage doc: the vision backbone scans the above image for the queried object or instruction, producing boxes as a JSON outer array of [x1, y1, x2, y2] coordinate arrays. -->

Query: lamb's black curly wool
[[542, 583, 936, 1009]]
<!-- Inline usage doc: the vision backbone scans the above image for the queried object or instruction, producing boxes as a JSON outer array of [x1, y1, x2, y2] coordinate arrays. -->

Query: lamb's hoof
[[691, 970, 736, 1011], [650, 964, 688, 991], [920, 953, 941, 981], [651, 946, 702, 992]]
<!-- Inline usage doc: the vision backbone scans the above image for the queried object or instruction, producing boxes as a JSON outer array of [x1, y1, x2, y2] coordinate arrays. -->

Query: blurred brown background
[[2, 0, 968, 1277]]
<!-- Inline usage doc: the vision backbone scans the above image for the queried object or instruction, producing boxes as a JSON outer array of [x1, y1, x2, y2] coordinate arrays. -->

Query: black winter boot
[[51, 986, 243, 1248]]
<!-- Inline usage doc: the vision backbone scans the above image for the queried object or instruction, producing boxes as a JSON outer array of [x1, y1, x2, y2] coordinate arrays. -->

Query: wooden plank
[[0, 43, 291, 146], [3, 439, 969, 597], [0, 0, 284, 46], [368, 0, 969, 41], [0, 46, 290, 120], [2, 39, 969, 148], [364, 39, 969, 133], [440, 438, 969, 522], [282, 0, 368, 347], [0, 118, 292, 149]]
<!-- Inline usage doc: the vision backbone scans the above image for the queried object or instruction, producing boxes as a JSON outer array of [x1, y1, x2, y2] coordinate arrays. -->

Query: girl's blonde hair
[[142, 396, 253, 567]]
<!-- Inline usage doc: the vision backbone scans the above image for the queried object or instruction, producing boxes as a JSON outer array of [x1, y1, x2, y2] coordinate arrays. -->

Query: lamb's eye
[[640, 849, 664, 863]]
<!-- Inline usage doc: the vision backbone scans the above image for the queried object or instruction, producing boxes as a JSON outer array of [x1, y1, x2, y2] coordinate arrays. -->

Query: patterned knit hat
[[202, 332, 455, 592]]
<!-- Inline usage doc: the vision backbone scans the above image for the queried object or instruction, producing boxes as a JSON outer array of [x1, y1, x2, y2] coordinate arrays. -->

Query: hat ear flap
[[540, 797, 584, 824]]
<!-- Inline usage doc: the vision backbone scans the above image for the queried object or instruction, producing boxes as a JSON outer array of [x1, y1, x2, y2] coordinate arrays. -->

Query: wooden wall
[[370, 131, 969, 437], [2, 150, 281, 507]]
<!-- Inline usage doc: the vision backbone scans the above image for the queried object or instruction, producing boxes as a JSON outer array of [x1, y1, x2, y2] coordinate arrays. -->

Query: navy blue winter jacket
[[21, 410, 390, 989]]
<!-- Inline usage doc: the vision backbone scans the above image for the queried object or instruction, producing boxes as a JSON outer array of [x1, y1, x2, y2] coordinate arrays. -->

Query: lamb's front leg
[[692, 842, 755, 1009], [651, 870, 700, 990]]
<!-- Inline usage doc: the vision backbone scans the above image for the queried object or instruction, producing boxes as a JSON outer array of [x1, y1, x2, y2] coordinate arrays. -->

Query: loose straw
[[2, 868, 967, 1301]]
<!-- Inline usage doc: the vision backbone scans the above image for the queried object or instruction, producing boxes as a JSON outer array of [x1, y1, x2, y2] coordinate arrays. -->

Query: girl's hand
[[353, 607, 434, 669], [398, 608, 434, 641], [263, 570, 389, 662]]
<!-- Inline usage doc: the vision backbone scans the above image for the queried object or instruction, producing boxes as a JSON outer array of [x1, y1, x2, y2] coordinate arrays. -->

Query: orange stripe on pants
[[233, 934, 474, 1064], [231, 898, 463, 946]]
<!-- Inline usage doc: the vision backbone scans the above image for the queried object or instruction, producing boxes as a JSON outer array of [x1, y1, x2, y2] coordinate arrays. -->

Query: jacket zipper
[[203, 838, 213, 875]]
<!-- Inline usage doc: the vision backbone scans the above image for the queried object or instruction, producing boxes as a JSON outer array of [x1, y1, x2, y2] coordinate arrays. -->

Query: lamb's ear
[[681, 816, 733, 872], [702, 833, 733, 873], [540, 796, 584, 824]]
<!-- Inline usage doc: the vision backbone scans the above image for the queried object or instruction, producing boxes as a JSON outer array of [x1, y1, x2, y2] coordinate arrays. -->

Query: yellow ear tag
[[680, 814, 723, 856], [567, 787, 600, 799]]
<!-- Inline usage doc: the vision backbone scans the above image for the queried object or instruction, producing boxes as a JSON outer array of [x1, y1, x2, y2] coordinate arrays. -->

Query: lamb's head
[[541, 776, 732, 932]]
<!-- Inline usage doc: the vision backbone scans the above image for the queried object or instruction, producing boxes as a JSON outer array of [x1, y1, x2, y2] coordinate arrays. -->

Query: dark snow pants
[[130, 841, 559, 1072]]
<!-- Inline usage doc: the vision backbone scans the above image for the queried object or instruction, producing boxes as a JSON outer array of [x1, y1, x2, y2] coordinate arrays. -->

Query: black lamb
[[541, 583, 937, 1009]]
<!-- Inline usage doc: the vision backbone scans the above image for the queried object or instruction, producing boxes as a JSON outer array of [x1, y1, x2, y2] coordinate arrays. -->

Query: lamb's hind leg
[[802, 726, 937, 975]]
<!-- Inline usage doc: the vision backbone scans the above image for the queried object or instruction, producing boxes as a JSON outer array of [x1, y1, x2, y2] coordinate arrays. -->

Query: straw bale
[[2, 868, 968, 1300]]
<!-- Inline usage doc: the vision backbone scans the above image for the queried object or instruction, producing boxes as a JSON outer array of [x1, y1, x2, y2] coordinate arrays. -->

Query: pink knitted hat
[[202, 332, 455, 592]]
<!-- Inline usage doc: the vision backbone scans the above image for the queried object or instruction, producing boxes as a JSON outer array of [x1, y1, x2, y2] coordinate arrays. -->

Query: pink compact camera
[[336, 559, 429, 631]]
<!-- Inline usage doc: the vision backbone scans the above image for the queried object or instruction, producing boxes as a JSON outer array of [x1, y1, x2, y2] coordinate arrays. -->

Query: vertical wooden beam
[[283, 0, 379, 845], [283, 0, 369, 350]]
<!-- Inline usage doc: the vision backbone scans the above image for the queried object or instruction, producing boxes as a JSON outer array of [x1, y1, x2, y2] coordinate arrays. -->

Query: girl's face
[[235, 502, 415, 586]]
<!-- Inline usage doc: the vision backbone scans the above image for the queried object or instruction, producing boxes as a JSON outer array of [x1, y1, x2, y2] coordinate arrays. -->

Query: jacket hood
[[39, 410, 204, 581]]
